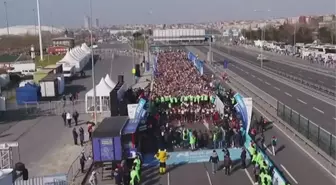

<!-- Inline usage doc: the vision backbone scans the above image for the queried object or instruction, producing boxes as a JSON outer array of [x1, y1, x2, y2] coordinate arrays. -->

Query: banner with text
[[243, 97, 253, 134]]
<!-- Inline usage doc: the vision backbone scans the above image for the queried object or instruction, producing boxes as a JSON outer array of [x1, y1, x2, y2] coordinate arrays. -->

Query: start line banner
[[187, 52, 204, 75]]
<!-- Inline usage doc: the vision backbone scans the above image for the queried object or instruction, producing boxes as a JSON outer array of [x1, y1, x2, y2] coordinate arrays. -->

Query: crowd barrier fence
[[277, 101, 336, 159]]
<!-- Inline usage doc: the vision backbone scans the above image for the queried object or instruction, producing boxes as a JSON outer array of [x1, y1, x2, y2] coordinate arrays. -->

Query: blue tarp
[[16, 83, 41, 105], [122, 98, 147, 135]]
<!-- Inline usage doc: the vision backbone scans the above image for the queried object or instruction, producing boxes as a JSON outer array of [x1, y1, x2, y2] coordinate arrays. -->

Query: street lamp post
[[36, 0, 43, 61], [254, 9, 270, 69], [4, 1, 9, 36], [89, 0, 97, 124]]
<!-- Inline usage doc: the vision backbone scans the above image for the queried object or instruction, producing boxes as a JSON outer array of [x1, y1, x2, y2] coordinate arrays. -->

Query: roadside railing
[[66, 139, 93, 185], [277, 101, 336, 159]]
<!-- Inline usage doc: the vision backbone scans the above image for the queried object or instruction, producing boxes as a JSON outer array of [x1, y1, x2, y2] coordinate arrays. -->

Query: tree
[[132, 31, 142, 39], [318, 27, 330, 43], [295, 26, 313, 43]]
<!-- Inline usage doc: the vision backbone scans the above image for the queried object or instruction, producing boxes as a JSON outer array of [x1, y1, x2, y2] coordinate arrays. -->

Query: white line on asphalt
[[318, 80, 324, 84], [257, 78, 263, 81], [281, 164, 298, 184], [313, 107, 324, 114], [251, 75, 256, 78], [265, 82, 271, 85], [244, 169, 255, 185], [263, 144, 272, 154], [167, 172, 170, 185], [206, 171, 213, 185], [245, 71, 249, 74], [308, 77, 313, 80], [297, 99, 307, 104], [273, 86, 280, 91], [333, 117, 336, 121], [285, 92, 292, 97], [253, 106, 336, 179]]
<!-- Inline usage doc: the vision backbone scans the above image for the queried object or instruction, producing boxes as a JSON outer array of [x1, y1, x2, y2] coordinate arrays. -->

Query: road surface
[[197, 46, 336, 135], [197, 47, 336, 185], [215, 45, 336, 90]]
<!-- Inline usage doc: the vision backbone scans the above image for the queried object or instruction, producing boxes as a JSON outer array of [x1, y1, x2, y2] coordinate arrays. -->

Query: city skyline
[[0, 0, 335, 28]]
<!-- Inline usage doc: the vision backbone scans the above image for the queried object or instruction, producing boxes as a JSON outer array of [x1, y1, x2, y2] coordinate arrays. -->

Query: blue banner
[[234, 93, 248, 130], [187, 52, 204, 75]]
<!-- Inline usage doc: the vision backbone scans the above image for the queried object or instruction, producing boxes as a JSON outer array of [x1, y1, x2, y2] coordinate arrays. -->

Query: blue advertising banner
[[187, 52, 204, 75], [234, 93, 248, 127], [100, 138, 114, 161]]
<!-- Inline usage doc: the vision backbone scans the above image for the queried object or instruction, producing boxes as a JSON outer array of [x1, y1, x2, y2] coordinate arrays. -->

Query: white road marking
[[297, 99, 307, 105], [273, 86, 280, 91], [244, 169, 255, 185], [245, 71, 249, 74], [313, 107, 324, 114], [253, 106, 336, 179], [285, 92, 292, 97], [281, 164, 299, 184], [263, 144, 272, 154], [167, 172, 170, 185], [251, 75, 256, 78], [206, 171, 213, 185], [318, 80, 324, 84], [308, 77, 313, 80], [257, 78, 263, 81], [333, 117, 336, 121], [265, 82, 271, 85]]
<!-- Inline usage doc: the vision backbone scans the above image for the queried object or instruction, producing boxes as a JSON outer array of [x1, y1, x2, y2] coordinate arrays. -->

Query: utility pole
[[33, 9, 37, 36], [4, 1, 9, 36], [89, 0, 97, 124], [36, 0, 44, 61]]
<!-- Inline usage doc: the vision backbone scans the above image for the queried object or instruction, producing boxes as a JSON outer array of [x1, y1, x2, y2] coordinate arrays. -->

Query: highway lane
[[214, 45, 336, 90], [198, 46, 336, 135], [200, 55, 336, 185]]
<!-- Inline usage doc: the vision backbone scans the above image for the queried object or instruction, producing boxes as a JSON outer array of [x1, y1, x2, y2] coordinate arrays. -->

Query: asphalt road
[[197, 46, 336, 135], [0, 43, 135, 177], [215, 45, 336, 90], [142, 163, 252, 185], [200, 54, 336, 185]]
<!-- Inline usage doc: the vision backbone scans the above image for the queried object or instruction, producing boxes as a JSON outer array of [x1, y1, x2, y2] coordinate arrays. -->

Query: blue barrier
[[187, 52, 204, 75], [143, 148, 249, 166]]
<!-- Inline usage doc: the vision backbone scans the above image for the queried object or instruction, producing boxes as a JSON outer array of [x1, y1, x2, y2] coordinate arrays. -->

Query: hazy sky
[[0, 0, 335, 28]]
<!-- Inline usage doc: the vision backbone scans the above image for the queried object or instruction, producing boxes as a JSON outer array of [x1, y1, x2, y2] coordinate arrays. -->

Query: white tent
[[85, 77, 113, 113], [105, 74, 116, 89]]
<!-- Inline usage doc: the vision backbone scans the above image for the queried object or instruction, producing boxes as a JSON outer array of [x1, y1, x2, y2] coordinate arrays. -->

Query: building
[[48, 33, 75, 54], [95, 18, 100, 28], [84, 15, 90, 29]]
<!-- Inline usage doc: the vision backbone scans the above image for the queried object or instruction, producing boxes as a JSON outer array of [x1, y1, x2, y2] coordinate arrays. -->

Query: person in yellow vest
[[132, 68, 136, 75], [154, 149, 169, 174]]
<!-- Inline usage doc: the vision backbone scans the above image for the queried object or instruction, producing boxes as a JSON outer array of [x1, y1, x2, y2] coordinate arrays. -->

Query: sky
[[0, 0, 335, 28]]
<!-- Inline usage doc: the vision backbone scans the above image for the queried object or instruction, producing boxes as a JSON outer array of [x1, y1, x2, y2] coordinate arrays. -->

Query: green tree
[[318, 27, 330, 43], [295, 26, 313, 43]]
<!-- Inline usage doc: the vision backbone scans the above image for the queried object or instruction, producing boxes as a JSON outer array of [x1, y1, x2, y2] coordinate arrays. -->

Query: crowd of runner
[[151, 50, 217, 125]]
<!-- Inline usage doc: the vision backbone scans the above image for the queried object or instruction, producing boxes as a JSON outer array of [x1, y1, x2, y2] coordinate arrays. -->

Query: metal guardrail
[[277, 101, 336, 159], [67, 144, 93, 185], [204, 62, 336, 167]]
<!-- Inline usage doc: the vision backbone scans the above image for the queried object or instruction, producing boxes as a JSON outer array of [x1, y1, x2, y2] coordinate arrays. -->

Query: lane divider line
[[285, 92, 292, 97], [281, 164, 299, 184], [265, 82, 271, 85], [206, 171, 213, 185], [273, 86, 280, 91], [297, 99, 307, 105], [313, 107, 324, 114], [263, 144, 273, 154], [252, 75, 256, 78], [167, 172, 170, 185], [244, 169, 255, 185]]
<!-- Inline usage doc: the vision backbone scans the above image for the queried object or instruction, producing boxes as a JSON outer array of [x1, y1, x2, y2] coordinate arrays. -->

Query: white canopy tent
[[57, 43, 91, 71], [85, 77, 113, 113], [104, 74, 116, 89]]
